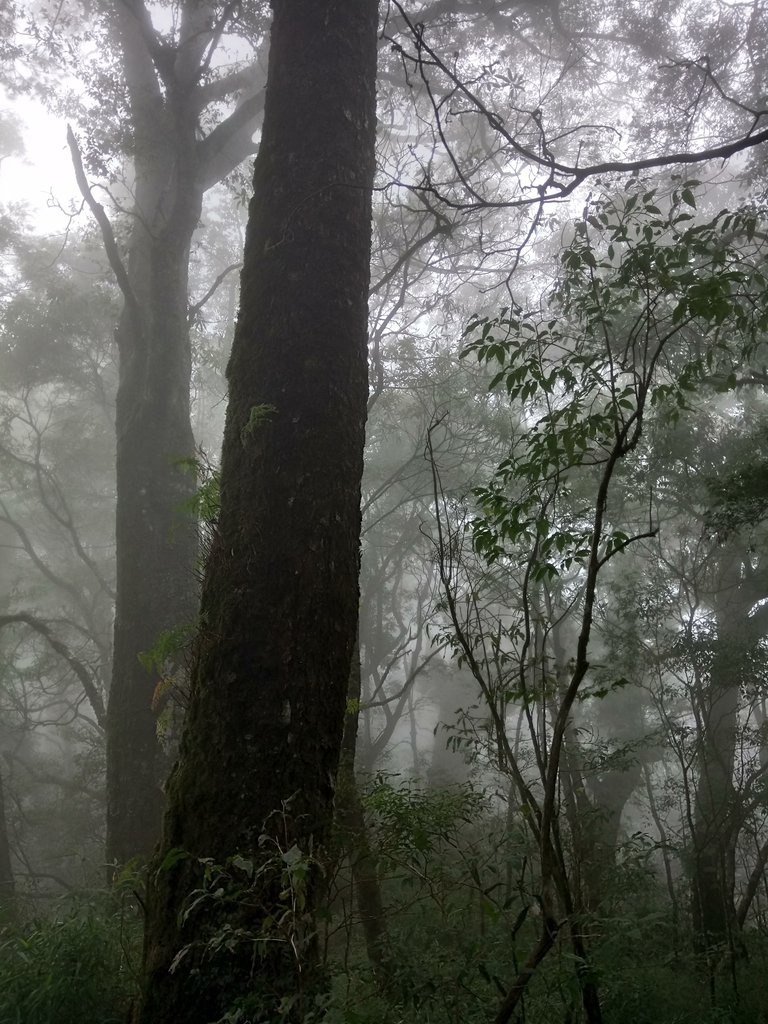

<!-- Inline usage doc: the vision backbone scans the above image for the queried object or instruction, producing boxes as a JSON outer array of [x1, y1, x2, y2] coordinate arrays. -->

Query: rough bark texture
[[136, 2, 378, 1021], [105, 1, 265, 868]]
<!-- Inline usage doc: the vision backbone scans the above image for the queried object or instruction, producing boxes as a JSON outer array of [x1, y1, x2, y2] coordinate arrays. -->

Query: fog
[[1, 2, 768, 1022]]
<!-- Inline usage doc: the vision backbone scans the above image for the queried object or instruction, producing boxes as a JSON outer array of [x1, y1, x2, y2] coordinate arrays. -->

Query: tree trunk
[[104, 1, 264, 869], [427, 666, 473, 789], [104, 4, 203, 868], [691, 552, 746, 954], [136, 1, 378, 1020], [582, 760, 643, 908], [0, 765, 16, 928], [106, 207, 199, 868], [336, 636, 391, 984]]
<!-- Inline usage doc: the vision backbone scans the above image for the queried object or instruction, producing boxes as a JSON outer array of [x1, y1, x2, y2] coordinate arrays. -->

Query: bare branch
[[0, 614, 106, 729], [66, 126, 146, 356], [189, 262, 242, 321], [0, 502, 83, 608], [196, 1, 243, 82], [4, 749, 102, 801], [388, 1, 768, 212], [0, 433, 115, 602]]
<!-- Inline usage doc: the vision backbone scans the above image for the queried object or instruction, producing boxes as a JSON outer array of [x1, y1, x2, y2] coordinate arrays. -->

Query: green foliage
[[703, 419, 768, 538], [0, 899, 140, 1024], [163, 810, 325, 1023], [364, 775, 482, 856], [173, 841, 314, 971], [345, 697, 362, 716], [327, 801, 768, 1024], [176, 450, 221, 525], [139, 623, 195, 738], [240, 403, 277, 447], [594, 900, 768, 1024], [328, 780, 528, 1024], [138, 623, 195, 678], [461, 182, 768, 580]]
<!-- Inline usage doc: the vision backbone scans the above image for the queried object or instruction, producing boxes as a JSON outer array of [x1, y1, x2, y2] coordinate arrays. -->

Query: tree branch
[[66, 126, 146, 355], [0, 614, 106, 729], [195, 1, 243, 83], [196, 90, 264, 190], [188, 262, 242, 321], [118, 0, 173, 89], [0, 502, 83, 608], [4, 749, 102, 801], [388, 1, 768, 211], [0, 433, 115, 602], [195, 63, 263, 109]]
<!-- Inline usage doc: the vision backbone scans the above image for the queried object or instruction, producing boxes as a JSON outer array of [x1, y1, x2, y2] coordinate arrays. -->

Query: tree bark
[[136, 1, 378, 1021], [103, 1, 265, 869], [0, 765, 16, 928], [336, 637, 391, 984], [691, 551, 747, 954], [106, 180, 200, 868]]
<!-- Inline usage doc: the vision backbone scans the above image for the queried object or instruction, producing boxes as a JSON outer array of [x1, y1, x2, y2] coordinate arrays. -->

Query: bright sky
[[1, 90, 79, 234]]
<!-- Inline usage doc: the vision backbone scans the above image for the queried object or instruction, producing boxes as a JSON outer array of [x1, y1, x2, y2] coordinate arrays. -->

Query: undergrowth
[[0, 895, 141, 1024], [4, 784, 768, 1024]]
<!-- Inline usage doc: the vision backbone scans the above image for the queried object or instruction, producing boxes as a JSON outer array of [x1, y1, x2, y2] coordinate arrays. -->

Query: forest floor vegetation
[[4, 783, 768, 1024]]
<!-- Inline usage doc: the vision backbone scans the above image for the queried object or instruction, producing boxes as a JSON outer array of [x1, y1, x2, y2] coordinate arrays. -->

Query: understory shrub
[[0, 897, 140, 1024]]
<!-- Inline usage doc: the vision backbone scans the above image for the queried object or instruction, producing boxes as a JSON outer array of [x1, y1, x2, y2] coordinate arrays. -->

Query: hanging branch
[[0, 614, 106, 729], [66, 125, 146, 352]]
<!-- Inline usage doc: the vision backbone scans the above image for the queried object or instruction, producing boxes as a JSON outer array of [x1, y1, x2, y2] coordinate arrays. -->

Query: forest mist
[[1, 2, 768, 1022]]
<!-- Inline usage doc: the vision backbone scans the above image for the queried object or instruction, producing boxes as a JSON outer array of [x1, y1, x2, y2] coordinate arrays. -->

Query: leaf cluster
[[461, 182, 768, 581]]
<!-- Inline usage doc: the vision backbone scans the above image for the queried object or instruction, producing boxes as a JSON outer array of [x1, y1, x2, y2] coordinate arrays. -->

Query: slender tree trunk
[[136, 2, 378, 1020], [336, 639, 391, 984], [644, 763, 680, 941], [691, 552, 745, 954], [736, 835, 768, 928], [0, 765, 16, 928]]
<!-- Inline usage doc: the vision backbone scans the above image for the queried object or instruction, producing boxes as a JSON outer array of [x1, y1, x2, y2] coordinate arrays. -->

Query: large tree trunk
[[135, 2, 378, 1021], [106, 198, 200, 868], [104, 1, 264, 869], [105, 4, 202, 868]]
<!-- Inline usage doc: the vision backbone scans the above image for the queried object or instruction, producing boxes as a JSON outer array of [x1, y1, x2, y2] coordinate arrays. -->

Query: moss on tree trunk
[[135, 1, 379, 1020]]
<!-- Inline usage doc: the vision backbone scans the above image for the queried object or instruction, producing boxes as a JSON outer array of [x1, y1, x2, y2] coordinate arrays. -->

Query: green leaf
[[282, 844, 304, 868], [230, 854, 254, 878], [671, 299, 688, 324], [157, 847, 189, 875]]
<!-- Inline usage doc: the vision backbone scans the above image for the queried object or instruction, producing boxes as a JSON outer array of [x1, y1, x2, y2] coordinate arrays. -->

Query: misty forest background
[[2, 2, 768, 1022]]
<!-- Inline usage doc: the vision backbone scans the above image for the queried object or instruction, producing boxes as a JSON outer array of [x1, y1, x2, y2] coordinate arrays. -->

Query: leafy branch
[[437, 182, 768, 1021]]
